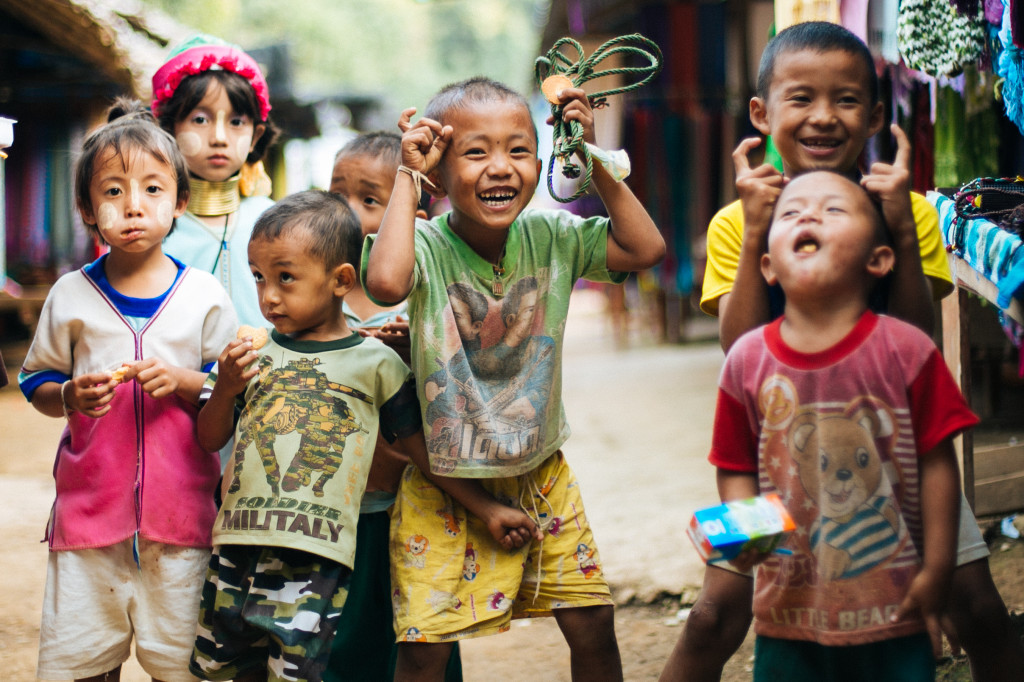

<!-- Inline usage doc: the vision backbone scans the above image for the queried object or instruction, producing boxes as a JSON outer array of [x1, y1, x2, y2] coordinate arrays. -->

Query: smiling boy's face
[[433, 99, 542, 245], [750, 48, 884, 177]]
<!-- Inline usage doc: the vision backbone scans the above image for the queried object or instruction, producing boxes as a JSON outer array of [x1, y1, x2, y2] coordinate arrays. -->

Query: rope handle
[[534, 34, 663, 203]]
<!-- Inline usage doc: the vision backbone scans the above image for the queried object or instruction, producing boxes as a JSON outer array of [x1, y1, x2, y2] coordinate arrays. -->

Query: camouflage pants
[[189, 545, 350, 682]]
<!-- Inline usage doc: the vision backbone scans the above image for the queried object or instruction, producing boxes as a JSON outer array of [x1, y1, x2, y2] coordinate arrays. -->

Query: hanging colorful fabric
[[996, 0, 1024, 134], [897, 0, 986, 77]]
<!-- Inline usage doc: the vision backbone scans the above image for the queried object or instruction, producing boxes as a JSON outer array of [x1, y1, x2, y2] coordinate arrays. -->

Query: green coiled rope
[[534, 34, 663, 203]]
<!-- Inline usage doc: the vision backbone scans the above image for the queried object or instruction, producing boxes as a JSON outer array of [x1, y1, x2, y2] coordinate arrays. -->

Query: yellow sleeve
[[700, 199, 746, 317], [911, 192, 953, 301]]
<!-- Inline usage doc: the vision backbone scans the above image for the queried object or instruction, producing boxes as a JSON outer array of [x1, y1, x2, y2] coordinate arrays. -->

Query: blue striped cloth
[[929, 191, 1024, 309]]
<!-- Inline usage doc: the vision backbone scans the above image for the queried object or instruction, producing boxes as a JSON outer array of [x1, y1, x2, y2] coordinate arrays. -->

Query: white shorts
[[715, 492, 990, 578], [37, 537, 209, 681]]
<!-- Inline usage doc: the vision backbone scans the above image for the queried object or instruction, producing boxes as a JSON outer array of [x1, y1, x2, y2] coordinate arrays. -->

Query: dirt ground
[[4, 394, 1024, 682]]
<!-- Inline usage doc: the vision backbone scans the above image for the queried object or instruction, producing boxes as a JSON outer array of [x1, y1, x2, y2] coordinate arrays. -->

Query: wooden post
[[941, 278, 974, 509]]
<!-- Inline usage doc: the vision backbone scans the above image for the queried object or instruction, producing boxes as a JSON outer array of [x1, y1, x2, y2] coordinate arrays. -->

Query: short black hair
[[155, 70, 280, 165], [336, 131, 401, 167], [250, 189, 362, 269], [75, 97, 189, 241], [424, 77, 536, 143], [756, 22, 878, 104], [334, 131, 429, 211]]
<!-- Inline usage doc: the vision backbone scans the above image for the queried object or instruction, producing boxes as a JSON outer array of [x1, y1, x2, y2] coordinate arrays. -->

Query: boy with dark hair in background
[[661, 20, 1024, 682]]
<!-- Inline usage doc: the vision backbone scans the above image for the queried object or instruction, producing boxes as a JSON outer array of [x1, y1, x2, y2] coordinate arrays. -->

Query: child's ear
[[866, 101, 885, 138], [415, 209, 429, 220], [750, 97, 771, 136], [333, 263, 357, 297], [866, 245, 895, 279], [250, 124, 266, 153], [174, 196, 189, 219], [80, 206, 97, 226], [760, 252, 778, 286], [425, 170, 447, 199]]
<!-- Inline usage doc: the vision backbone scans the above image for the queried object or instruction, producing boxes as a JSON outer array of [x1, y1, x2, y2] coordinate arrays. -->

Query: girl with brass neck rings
[[153, 35, 280, 327]]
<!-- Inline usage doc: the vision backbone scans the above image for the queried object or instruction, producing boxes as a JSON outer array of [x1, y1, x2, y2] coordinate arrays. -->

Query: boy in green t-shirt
[[661, 21, 1024, 682], [364, 77, 665, 680]]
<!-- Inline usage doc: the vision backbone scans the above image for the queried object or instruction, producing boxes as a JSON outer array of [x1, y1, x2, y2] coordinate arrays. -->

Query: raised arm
[[861, 124, 934, 335], [365, 108, 451, 304], [717, 138, 786, 351], [553, 88, 665, 272]]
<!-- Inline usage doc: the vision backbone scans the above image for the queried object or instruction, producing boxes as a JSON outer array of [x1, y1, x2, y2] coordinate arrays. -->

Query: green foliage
[[145, 0, 544, 120]]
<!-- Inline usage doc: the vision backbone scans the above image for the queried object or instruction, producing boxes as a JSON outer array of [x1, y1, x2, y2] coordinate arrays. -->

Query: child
[[153, 34, 280, 327], [662, 21, 1024, 682], [707, 169, 973, 680], [18, 99, 237, 681], [189, 190, 426, 682], [364, 77, 665, 680], [324, 132, 463, 682]]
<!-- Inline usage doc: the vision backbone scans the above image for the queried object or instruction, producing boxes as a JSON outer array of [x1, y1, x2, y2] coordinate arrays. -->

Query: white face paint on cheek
[[97, 203, 118, 234], [237, 135, 252, 163], [176, 132, 202, 157], [157, 201, 174, 227]]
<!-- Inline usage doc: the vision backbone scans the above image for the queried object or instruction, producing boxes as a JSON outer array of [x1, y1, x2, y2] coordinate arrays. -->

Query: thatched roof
[[1, 0, 190, 98]]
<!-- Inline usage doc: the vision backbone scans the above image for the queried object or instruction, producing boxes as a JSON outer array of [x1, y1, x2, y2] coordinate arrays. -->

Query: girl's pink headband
[[151, 45, 272, 121]]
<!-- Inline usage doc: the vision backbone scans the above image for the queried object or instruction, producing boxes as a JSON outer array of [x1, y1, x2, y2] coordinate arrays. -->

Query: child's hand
[[214, 339, 260, 396], [373, 317, 411, 361], [733, 137, 786, 245], [481, 501, 544, 550], [396, 107, 452, 176], [64, 372, 118, 418], [726, 546, 774, 574], [127, 357, 184, 399], [861, 123, 915, 239], [891, 565, 951, 657], [549, 87, 597, 145]]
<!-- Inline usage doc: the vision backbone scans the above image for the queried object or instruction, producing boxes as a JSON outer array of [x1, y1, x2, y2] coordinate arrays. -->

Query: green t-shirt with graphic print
[[362, 208, 625, 479]]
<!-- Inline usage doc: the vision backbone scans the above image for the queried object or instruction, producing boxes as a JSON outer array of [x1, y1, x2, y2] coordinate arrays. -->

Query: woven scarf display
[[997, 0, 1024, 133], [898, 0, 987, 76]]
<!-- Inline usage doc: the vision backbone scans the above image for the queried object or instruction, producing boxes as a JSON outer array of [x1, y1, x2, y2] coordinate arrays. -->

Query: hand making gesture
[[396, 107, 452, 177], [861, 123, 915, 240], [733, 136, 786, 249]]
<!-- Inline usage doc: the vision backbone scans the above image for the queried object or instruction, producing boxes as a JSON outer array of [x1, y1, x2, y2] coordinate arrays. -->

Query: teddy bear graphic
[[787, 404, 904, 581]]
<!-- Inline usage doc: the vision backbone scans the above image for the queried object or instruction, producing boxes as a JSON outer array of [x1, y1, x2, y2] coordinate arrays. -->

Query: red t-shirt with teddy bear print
[[709, 311, 978, 646]]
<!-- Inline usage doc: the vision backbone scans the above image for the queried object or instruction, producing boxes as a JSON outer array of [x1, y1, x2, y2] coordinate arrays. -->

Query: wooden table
[[942, 255, 1024, 516]]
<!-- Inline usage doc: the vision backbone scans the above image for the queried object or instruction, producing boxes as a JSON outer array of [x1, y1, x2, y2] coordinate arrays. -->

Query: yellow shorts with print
[[390, 450, 614, 643]]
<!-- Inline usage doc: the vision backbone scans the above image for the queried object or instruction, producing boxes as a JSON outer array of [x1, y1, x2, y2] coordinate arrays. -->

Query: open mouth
[[479, 189, 517, 207], [800, 137, 841, 151], [794, 235, 819, 253]]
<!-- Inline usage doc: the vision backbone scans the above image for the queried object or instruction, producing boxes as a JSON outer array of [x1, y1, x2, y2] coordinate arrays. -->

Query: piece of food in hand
[[541, 74, 574, 104], [237, 325, 269, 350], [110, 364, 131, 384]]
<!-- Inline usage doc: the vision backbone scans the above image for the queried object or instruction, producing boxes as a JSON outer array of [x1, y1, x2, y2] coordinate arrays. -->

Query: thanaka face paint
[[96, 202, 118, 235], [84, 147, 184, 252], [173, 81, 257, 182], [176, 131, 202, 157]]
